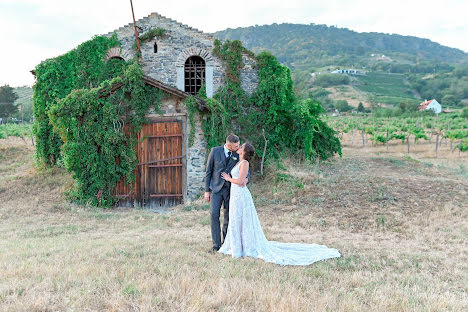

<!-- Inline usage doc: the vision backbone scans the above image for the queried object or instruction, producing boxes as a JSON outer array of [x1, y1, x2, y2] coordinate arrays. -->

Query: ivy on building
[[34, 34, 163, 206], [132, 28, 166, 50], [33, 34, 341, 207], [201, 39, 342, 160]]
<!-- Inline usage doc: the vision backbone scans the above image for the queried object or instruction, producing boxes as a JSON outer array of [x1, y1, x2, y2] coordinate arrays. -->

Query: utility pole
[[130, 0, 142, 54]]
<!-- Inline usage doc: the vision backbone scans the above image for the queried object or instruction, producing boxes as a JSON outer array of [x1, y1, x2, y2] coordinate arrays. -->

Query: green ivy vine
[[49, 64, 163, 206], [33, 33, 123, 167], [184, 95, 198, 146], [203, 39, 342, 160], [33, 34, 341, 207], [34, 34, 164, 206], [132, 28, 166, 50]]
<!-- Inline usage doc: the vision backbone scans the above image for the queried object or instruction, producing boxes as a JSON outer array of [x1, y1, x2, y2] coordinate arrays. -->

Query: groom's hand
[[240, 178, 248, 188], [204, 192, 211, 202]]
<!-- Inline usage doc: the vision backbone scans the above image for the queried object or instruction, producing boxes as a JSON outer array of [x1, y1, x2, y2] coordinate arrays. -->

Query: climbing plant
[[33, 33, 122, 166], [34, 35, 341, 207], [49, 64, 163, 206], [33, 34, 165, 206], [185, 85, 229, 149], [207, 40, 341, 160], [132, 27, 166, 50], [140, 28, 166, 41]]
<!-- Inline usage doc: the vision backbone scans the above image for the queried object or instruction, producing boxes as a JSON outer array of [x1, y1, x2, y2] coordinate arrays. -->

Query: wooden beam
[[149, 194, 183, 198], [129, 0, 141, 54], [149, 164, 183, 168]]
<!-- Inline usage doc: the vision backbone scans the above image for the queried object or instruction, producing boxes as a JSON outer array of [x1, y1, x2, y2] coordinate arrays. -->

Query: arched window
[[154, 42, 158, 53], [108, 56, 125, 61], [184, 56, 205, 95]]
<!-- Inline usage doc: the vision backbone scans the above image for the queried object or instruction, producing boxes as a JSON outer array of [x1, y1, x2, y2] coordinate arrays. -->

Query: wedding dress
[[219, 160, 341, 265]]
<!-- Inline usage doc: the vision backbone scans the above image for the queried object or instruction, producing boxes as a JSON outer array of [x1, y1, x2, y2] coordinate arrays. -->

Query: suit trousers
[[210, 184, 230, 249]]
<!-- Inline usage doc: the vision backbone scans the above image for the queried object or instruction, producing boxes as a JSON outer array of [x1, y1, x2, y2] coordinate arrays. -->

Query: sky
[[0, 0, 467, 87]]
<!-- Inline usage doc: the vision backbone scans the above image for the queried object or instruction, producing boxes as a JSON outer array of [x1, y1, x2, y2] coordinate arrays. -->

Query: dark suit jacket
[[205, 146, 243, 194]]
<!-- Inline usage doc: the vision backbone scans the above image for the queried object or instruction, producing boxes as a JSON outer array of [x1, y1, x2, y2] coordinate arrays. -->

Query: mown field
[[0, 137, 467, 311]]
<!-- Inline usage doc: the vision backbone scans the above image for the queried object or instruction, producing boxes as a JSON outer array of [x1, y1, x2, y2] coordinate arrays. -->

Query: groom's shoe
[[209, 246, 220, 253]]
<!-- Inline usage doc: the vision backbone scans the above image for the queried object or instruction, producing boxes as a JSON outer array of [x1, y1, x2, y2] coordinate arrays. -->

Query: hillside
[[10, 24, 468, 113], [214, 23, 468, 69], [215, 23, 468, 107]]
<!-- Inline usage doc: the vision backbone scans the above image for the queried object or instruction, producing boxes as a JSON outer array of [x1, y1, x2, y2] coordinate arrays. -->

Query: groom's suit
[[205, 145, 246, 249]]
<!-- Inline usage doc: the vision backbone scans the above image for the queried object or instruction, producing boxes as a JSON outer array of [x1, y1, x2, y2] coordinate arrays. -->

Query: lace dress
[[219, 160, 341, 265]]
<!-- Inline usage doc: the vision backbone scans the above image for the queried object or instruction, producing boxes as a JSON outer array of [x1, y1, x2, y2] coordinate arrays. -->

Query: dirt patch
[[326, 85, 370, 107]]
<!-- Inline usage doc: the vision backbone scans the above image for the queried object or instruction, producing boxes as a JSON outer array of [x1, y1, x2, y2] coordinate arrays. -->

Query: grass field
[[0, 137, 467, 311]]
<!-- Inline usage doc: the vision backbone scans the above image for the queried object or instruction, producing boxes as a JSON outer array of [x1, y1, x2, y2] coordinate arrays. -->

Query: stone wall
[[240, 55, 259, 96], [103, 12, 259, 202], [105, 12, 258, 97]]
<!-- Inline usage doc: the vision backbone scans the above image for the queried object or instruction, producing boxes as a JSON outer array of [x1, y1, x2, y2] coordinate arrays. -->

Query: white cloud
[[0, 0, 467, 87]]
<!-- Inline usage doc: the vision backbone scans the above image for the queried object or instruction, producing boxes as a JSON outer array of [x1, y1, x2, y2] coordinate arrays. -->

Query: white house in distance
[[418, 99, 442, 114], [331, 69, 366, 76]]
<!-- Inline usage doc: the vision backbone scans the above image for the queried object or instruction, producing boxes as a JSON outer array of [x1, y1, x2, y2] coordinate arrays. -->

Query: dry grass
[[0, 138, 467, 311], [326, 86, 369, 108]]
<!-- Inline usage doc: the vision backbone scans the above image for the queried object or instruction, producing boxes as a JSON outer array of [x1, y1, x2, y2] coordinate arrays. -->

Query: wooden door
[[136, 120, 184, 208], [114, 120, 184, 208]]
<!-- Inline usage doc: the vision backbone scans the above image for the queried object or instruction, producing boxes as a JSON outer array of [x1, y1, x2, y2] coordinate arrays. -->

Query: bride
[[219, 143, 341, 265]]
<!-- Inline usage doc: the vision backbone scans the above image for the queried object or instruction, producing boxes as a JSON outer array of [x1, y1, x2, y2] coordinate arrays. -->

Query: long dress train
[[219, 160, 341, 265]]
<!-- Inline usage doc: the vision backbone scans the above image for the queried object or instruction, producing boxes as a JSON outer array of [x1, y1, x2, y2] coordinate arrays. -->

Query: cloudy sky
[[1, 0, 467, 87]]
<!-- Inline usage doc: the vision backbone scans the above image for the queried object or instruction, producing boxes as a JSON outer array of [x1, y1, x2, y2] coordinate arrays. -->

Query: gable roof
[[418, 99, 433, 110], [99, 75, 207, 111], [112, 12, 214, 41]]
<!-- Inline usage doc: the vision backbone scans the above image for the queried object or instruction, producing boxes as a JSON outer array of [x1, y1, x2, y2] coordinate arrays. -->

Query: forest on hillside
[[215, 23, 468, 69], [215, 23, 468, 107]]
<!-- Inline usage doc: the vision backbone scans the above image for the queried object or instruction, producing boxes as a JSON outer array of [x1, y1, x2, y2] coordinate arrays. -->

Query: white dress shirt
[[223, 144, 231, 158]]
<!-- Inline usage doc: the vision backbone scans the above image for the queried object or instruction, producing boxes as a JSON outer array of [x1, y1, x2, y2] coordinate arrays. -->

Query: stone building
[[106, 12, 258, 208]]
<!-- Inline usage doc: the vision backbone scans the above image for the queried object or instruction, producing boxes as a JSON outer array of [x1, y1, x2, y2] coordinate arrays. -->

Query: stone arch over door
[[105, 47, 131, 62], [176, 47, 215, 98]]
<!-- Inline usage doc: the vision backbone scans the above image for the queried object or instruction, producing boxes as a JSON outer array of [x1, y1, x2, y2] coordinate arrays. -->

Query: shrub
[[314, 74, 350, 87]]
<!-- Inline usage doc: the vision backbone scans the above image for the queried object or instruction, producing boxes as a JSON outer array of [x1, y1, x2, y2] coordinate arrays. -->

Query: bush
[[442, 94, 459, 107], [309, 88, 331, 98], [314, 74, 350, 87], [461, 107, 468, 119], [335, 100, 353, 112]]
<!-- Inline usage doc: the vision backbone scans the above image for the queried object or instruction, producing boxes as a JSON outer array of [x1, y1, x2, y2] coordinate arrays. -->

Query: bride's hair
[[243, 143, 255, 161]]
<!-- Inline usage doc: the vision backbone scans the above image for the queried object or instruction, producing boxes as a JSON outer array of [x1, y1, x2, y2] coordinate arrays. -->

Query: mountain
[[214, 23, 468, 108], [214, 23, 468, 70]]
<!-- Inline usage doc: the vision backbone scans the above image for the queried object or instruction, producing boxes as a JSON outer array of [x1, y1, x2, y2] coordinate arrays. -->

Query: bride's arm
[[221, 162, 249, 186]]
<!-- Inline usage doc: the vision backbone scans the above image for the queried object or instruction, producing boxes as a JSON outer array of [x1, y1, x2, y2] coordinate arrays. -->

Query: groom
[[205, 134, 248, 252]]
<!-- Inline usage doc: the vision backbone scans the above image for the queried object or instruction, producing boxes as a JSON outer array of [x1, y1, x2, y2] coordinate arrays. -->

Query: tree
[[397, 101, 419, 114], [461, 107, 468, 120], [0, 85, 19, 120], [357, 102, 365, 112], [335, 99, 352, 112], [441, 94, 459, 107]]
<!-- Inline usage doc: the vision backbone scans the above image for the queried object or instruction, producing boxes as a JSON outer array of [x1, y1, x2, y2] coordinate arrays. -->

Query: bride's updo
[[243, 143, 255, 161]]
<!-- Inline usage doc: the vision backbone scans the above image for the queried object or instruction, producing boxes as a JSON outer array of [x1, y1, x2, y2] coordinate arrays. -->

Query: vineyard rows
[[327, 113, 468, 155]]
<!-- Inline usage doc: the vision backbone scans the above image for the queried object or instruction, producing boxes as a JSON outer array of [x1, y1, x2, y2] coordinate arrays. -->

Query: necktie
[[225, 151, 232, 166]]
